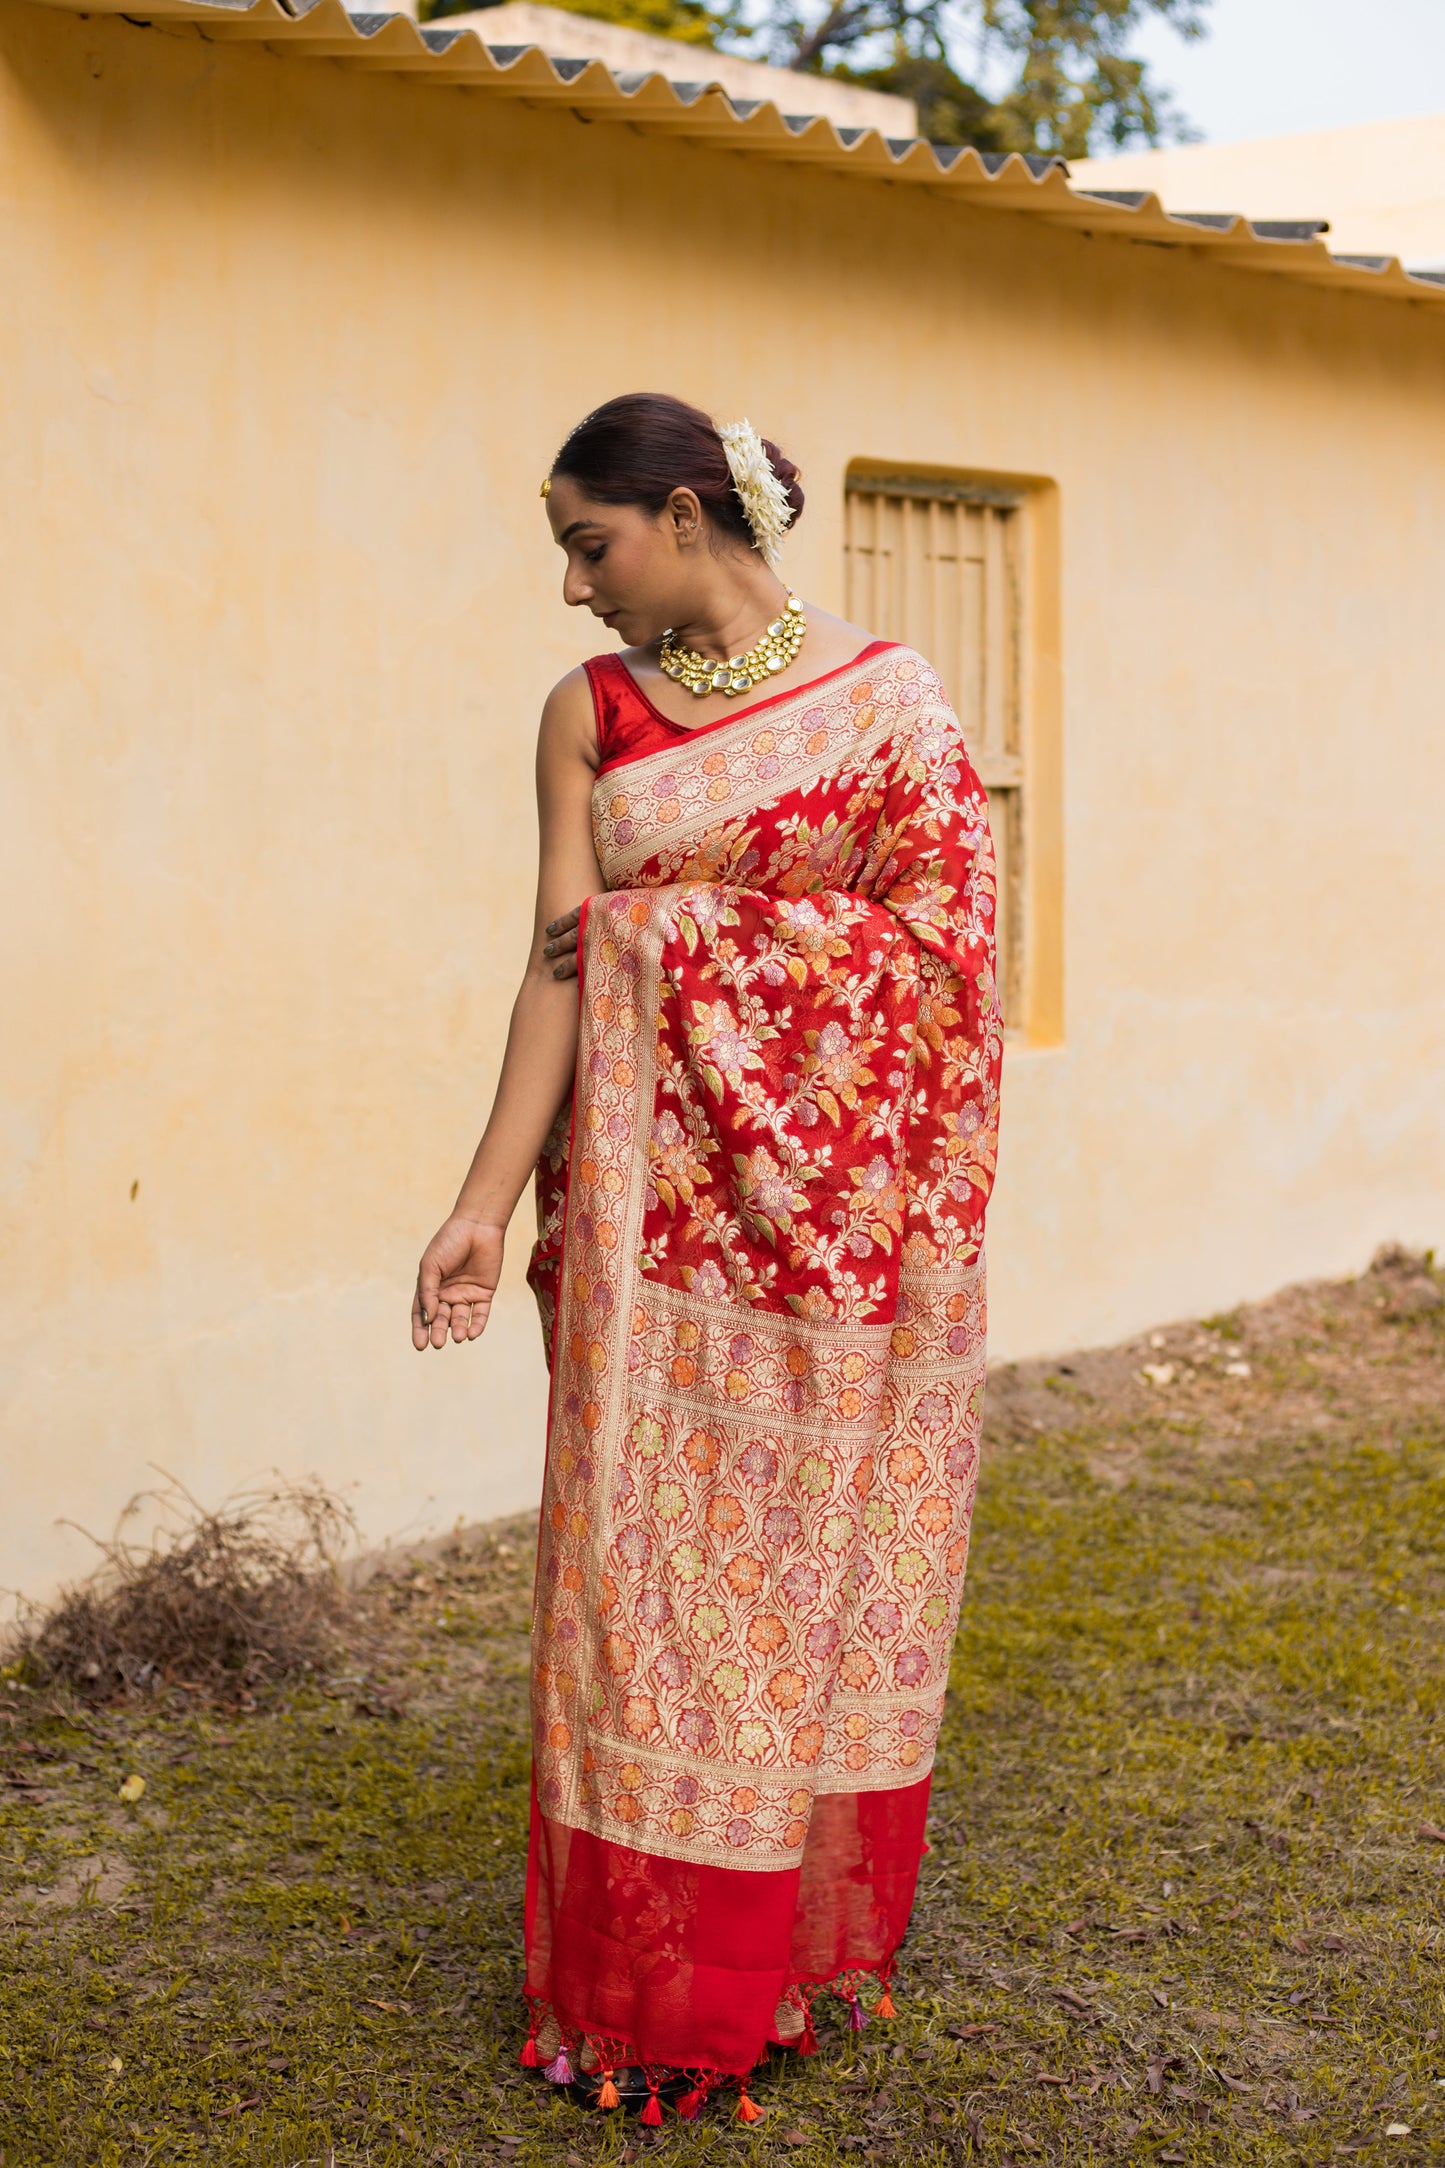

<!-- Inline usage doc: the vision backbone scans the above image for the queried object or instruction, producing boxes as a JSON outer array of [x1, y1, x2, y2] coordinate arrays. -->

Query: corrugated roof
[[35, 0, 1445, 310]]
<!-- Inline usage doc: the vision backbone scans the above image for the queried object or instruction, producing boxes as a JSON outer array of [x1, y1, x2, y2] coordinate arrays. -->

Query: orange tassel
[[875, 1988, 897, 2020], [736, 2089, 765, 2124], [596, 2072, 620, 2110], [518, 2035, 540, 2069], [640, 2087, 664, 2127]]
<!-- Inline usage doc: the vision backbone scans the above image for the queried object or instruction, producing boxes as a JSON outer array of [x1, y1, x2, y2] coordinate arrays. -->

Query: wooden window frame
[[843, 462, 1063, 1046]]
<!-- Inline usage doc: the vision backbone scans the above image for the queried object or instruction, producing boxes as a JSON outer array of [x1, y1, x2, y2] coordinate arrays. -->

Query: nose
[[563, 561, 593, 608]]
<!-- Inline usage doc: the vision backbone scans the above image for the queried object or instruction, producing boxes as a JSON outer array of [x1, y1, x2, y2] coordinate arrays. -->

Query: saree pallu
[[524, 645, 1002, 2081]]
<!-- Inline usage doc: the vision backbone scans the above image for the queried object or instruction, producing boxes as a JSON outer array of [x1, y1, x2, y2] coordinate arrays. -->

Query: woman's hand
[[542, 906, 583, 981], [412, 1216, 505, 1350]]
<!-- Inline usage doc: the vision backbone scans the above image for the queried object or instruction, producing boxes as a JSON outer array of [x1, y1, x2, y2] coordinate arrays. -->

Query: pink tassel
[[848, 1996, 867, 2031], [544, 2045, 573, 2085]]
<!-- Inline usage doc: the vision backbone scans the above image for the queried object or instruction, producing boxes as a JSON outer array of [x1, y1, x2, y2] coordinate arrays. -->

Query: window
[[844, 471, 1056, 1037]]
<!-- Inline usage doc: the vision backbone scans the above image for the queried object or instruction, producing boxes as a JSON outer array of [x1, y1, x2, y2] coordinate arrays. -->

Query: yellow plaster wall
[[3, 3, 1443, 1600]]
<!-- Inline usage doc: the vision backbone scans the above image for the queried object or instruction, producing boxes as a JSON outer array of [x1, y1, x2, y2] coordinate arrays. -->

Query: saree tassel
[[518, 1996, 544, 2067], [544, 2045, 573, 2086], [675, 2086, 705, 2121], [848, 1996, 867, 2032], [595, 2070, 620, 2111], [639, 2084, 664, 2127], [874, 1986, 897, 2020], [799, 2016, 819, 2056], [736, 2088, 765, 2125]]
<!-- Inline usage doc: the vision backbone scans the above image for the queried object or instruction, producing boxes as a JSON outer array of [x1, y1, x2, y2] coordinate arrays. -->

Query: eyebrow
[[558, 518, 603, 545]]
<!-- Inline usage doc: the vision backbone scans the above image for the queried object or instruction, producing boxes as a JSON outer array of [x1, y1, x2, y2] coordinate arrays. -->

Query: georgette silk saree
[[523, 642, 1002, 2090]]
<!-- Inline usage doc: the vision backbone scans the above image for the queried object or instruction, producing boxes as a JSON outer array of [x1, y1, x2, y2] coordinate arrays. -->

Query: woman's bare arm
[[411, 669, 601, 1350]]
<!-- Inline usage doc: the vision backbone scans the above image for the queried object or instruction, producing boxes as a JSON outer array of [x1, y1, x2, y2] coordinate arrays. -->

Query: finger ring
[[420, 1310, 429, 1326]]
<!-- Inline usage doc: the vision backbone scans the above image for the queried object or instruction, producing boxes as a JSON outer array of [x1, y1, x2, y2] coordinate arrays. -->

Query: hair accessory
[[717, 419, 794, 570], [539, 475, 552, 498]]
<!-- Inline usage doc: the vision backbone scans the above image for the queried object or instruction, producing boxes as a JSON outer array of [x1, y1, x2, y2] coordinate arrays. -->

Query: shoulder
[[797, 602, 884, 665], [865, 640, 947, 695], [541, 663, 597, 717], [540, 663, 603, 732], [538, 664, 600, 772]]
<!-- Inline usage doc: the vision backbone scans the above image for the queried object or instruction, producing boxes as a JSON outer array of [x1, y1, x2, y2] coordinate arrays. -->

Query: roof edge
[[22, 0, 1445, 310]]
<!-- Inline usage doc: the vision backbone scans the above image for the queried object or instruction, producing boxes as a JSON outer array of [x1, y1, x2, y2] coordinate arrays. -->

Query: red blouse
[[585, 644, 897, 774]]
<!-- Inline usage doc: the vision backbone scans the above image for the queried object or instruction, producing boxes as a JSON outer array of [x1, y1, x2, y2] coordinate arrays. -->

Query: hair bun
[[760, 437, 805, 524]]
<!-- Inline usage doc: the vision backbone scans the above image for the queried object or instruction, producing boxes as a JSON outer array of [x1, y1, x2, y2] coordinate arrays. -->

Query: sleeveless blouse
[[585, 644, 897, 773]]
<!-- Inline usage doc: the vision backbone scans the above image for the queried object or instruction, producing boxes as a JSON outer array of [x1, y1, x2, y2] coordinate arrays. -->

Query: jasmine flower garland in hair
[[717, 419, 795, 571]]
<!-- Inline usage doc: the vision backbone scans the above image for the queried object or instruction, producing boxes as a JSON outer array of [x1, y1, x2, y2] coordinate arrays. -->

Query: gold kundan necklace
[[660, 594, 807, 698]]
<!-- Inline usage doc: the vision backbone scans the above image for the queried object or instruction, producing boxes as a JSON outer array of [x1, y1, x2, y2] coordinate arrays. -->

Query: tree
[[785, 0, 1209, 156]]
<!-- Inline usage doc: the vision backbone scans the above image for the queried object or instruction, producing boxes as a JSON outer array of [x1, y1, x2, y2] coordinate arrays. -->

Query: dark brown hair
[[550, 392, 804, 553]]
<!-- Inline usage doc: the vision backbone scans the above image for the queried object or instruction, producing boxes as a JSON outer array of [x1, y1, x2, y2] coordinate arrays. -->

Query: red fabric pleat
[[524, 1774, 930, 2074]]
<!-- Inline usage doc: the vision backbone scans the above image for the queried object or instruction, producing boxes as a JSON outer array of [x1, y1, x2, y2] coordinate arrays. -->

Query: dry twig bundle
[[11, 1472, 357, 1704]]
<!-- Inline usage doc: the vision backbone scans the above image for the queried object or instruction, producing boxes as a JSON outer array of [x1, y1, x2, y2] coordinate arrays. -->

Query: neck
[[669, 566, 789, 660]]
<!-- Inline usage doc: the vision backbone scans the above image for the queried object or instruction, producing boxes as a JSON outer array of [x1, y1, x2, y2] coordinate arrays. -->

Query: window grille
[[844, 476, 1027, 1024]]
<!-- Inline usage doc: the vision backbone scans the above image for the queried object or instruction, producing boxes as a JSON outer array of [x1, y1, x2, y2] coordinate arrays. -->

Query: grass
[[2, 1252, 1443, 2165]]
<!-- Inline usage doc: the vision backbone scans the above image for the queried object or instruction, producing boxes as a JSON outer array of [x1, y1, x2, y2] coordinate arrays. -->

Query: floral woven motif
[[528, 649, 1001, 1872]]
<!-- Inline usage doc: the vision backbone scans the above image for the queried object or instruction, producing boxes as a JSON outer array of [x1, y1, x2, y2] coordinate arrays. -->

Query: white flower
[[718, 419, 795, 570]]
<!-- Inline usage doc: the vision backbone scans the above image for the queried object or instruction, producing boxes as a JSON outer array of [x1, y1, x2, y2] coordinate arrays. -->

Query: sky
[[1128, 0, 1445, 144]]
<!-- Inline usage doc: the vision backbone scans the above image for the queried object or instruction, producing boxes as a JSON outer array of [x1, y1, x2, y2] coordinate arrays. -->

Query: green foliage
[[828, 53, 1016, 149], [787, 0, 1210, 156]]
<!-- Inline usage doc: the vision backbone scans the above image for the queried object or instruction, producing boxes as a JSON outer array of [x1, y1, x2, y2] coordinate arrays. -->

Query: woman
[[412, 393, 1002, 2121]]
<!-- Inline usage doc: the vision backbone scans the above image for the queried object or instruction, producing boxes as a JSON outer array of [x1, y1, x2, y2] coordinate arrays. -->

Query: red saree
[[524, 641, 1002, 2091]]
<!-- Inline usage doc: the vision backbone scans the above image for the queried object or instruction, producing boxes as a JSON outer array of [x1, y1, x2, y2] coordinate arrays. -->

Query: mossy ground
[[3, 1256, 1443, 2165]]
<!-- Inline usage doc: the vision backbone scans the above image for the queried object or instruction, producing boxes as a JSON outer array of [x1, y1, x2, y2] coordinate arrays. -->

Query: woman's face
[[546, 475, 707, 643]]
